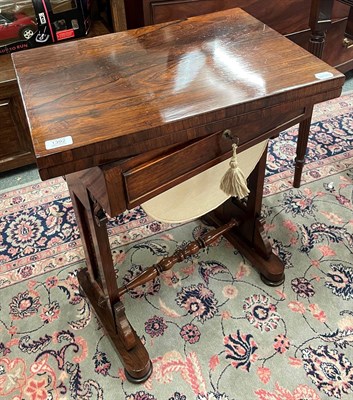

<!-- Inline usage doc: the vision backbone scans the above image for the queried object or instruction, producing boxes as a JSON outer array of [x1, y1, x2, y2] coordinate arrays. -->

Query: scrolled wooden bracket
[[94, 203, 107, 227], [89, 192, 107, 227], [114, 302, 137, 351], [117, 218, 239, 297]]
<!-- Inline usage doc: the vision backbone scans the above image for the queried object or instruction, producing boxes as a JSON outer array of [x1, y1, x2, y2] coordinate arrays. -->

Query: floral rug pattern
[[0, 94, 353, 399], [265, 94, 353, 194]]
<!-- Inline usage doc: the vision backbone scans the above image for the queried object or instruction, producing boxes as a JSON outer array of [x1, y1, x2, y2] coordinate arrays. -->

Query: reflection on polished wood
[[13, 8, 343, 180], [13, 8, 344, 383]]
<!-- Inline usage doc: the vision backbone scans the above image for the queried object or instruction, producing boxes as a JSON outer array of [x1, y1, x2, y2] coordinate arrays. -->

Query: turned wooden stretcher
[[12, 8, 344, 383]]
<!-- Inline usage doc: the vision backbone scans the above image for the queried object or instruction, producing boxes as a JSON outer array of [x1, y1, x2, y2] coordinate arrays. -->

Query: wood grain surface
[[12, 8, 344, 178]]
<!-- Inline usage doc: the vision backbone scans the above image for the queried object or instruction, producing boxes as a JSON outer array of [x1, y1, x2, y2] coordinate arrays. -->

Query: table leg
[[294, 0, 335, 187], [204, 145, 285, 285], [293, 110, 313, 188], [67, 178, 152, 383]]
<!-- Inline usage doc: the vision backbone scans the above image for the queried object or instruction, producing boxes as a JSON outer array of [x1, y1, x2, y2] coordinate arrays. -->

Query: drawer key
[[220, 129, 250, 199]]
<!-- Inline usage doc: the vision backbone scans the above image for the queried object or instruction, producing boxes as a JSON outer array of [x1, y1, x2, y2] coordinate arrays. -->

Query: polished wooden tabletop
[[12, 8, 344, 178]]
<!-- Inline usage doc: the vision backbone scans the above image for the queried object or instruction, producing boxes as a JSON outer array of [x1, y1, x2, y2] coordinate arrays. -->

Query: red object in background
[[56, 29, 75, 40], [0, 11, 37, 42]]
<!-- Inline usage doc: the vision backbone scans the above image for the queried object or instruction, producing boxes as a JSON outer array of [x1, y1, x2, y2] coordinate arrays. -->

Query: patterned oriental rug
[[0, 94, 353, 400]]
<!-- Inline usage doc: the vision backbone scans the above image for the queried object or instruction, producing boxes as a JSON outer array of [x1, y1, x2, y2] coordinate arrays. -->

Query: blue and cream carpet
[[0, 94, 353, 400]]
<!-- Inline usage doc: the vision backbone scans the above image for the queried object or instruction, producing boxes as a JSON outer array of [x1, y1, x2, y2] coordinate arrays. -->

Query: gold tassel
[[220, 143, 250, 199]]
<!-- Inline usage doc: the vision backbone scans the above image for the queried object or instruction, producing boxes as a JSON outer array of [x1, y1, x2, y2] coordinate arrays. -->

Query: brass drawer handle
[[343, 37, 353, 48]]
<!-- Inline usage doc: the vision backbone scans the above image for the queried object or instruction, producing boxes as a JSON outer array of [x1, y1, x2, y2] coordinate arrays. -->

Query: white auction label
[[315, 71, 334, 80], [45, 136, 73, 150]]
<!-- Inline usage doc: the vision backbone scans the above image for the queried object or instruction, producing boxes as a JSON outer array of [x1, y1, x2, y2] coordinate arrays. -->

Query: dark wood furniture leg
[[205, 146, 285, 285], [65, 145, 285, 382], [294, 109, 314, 188], [293, 0, 335, 188], [67, 174, 244, 381], [117, 219, 239, 297], [66, 177, 152, 383]]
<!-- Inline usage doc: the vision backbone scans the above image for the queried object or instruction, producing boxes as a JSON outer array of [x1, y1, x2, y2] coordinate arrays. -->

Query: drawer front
[[124, 129, 232, 207], [324, 18, 353, 72], [123, 103, 306, 207], [0, 89, 34, 173], [289, 17, 353, 73], [0, 99, 22, 159]]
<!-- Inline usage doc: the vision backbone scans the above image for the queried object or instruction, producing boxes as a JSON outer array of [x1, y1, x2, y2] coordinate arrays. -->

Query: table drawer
[[123, 129, 232, 207], [123, 103, 306, 208]]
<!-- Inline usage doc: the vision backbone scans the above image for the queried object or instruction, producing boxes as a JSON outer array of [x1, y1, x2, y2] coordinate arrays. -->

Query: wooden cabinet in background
[[132, 0, 353, 72], [0, 20, 109, 174], [142, 0, 313, 32], [0, 56, 35, 173]]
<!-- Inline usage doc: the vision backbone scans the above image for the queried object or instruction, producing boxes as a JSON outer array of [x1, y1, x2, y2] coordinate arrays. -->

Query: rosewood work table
[[12, 8, 344, 383]]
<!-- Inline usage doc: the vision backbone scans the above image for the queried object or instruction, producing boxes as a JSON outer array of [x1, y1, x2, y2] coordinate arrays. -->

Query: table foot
[[124, 363, 153, 384], [204, 206, 285, 285], [260, 273, 285, 287], [222, 224, 285, 284], [77, 268, 152, 382]]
